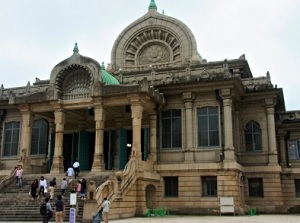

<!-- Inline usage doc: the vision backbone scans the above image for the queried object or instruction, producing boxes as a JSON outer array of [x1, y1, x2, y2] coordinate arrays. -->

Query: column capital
[[181, 92, 195, 103], [223, 98, 232, 107], [263, 98, 276, 108], [94, 107, 106, 122], [266, 107, 275, 115], [131, 104, 143, 118]]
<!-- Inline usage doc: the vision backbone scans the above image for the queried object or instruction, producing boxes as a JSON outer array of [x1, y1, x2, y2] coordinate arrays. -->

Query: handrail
[[0, 167, 17, 191]]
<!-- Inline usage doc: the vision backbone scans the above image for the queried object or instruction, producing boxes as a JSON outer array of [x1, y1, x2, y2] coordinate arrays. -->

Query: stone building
[[1, 0, 300, 218]]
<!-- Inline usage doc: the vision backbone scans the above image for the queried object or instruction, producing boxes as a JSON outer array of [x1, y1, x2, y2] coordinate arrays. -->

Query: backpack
[[40, 203, 47, 215]]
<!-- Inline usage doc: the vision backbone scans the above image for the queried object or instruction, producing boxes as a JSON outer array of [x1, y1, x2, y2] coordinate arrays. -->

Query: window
[[245, 120, 262, 151], [248, 178, 264, 197], [202, 176, 217, 197], [164, 177, 178, 197], [3, 122, 20, 157], [288, 140, 300, 160], [295, 179, 300, 197], [31, 119, 48, 155], [161, 109, 182, 149], [197, 107, 219, 147]]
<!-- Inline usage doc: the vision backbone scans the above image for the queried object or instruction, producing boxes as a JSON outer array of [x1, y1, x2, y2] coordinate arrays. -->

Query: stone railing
[[0, 167, 17, 191]]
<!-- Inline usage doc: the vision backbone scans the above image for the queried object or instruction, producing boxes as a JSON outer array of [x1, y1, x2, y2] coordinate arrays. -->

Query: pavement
[[1, 215, 300, 223]]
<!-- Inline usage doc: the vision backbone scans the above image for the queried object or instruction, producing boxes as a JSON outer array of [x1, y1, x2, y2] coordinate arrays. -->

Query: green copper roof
[[148, 0, 157, 10], [101, 62, 120, 85], [73, 42, 79, 53]]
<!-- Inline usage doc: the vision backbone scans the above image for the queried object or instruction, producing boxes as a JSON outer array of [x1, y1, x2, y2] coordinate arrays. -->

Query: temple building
[[1, 0, 300, 218]]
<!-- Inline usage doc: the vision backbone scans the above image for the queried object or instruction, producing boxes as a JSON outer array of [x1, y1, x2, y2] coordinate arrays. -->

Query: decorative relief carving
[[139, 44, 170, 65], [125, 28, 180, 67]]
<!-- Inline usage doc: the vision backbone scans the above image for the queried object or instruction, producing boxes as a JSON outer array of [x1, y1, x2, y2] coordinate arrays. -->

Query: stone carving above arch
[[125, 29, 179, 67], [111, 9, 198, 72], [55, 64, 93, 100]]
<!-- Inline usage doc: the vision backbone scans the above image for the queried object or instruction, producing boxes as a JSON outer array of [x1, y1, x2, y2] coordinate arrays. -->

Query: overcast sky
[[0, 0, 299, 110]]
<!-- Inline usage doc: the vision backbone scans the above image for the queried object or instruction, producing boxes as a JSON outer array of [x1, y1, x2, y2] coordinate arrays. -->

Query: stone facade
[[1, 0, 300, 219]]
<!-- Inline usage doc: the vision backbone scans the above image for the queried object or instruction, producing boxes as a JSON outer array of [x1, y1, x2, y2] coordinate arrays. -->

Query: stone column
[[221, 89, 235, 161], [51, 110, 66, 173], [265, 101, 278, 165], [91, 107, 106, 172], [114, 116, 123, 170], [131, 104, 143, 159], [20, 111, 34, 173], [277, 130, 287, 166], [149, 113, 157, 163]]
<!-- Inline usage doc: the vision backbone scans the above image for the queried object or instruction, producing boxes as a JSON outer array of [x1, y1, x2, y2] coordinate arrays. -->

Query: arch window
[[3, 121, 20, 157], [244, 120, 262, 151], [31, 119, 48, 155]]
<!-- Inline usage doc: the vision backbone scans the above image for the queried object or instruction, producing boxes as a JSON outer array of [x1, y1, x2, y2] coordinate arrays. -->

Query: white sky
[[0, 0, 299, 110]]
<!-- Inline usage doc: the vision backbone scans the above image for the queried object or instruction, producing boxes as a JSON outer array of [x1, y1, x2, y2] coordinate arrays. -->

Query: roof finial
[[73, 42, 79, 53], [148, 0, 157, 10], [101, 62, 105, 70]]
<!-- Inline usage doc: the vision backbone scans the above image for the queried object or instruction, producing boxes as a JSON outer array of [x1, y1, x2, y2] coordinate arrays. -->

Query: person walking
[[66, 166, 75, 183], [73, 160, 80, 179], [101, 197, 110, 223], [30, 179, 39, 200], [54, 194, 65, 223], [38, 176, 47, 198], [49, 178, 57, 200], [60, 178, 68, 197], [15, 165, 23, 187], [41, 197, 53, 223], [80, 178, 87, 200]]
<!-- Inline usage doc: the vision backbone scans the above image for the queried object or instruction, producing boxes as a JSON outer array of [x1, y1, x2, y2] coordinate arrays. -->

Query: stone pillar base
[[224, 148, 236, 162], [268, 154, 279, 165], [184, 150, 194, 163], [91, 154, 105, 172], [50, 155, 64, 173], [22, 156, 32, 174]]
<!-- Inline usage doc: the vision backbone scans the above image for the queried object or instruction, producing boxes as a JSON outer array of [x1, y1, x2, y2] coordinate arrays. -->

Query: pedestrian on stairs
[[60, 178, 68, 197], [30, 179, 39, 200], [49, 178, 56, 200], [15, 165, 23, 187], [73, 160, 80, 179], [38, 176, 47, 198], [66, 166, 75, 183]]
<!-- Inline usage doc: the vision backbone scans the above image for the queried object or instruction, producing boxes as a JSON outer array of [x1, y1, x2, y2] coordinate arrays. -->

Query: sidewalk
[[1, 215, 300, 223]]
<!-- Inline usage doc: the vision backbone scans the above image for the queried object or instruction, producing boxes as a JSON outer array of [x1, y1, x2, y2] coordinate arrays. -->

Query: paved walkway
[[1, 215, 300, 223]]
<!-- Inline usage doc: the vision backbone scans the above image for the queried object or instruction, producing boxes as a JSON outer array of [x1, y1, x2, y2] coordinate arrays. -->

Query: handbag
[[44, 188, 48, 193]]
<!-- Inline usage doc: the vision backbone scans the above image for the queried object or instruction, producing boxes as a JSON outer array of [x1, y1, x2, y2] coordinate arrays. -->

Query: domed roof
[[111, 0, 199, 72], [101, 62, 120, 85]]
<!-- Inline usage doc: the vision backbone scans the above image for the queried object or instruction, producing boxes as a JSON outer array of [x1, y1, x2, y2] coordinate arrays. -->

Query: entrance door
[[63, 133, 78, 170], [118, 128, 149, 170]]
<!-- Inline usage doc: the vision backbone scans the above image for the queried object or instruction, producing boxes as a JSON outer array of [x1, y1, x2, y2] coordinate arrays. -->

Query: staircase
[[0, 173, 109, 222]]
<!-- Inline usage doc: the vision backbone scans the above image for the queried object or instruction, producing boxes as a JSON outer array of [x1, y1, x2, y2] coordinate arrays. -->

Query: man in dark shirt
[[54, 195, 65, 223], [49, 178, 56, 200]]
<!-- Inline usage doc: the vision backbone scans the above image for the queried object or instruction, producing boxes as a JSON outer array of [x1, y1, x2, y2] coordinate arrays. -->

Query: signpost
[[69, 193, 77, 223]]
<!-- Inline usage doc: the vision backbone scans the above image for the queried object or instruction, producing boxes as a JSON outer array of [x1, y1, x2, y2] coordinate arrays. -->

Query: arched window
[[31, 119, 48, 155], [244, 120, 262, 151], [3, 121, 20, 157]]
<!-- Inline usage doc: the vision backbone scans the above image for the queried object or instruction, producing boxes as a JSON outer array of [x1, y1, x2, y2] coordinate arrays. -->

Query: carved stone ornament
[[139, 44, 170, 65]]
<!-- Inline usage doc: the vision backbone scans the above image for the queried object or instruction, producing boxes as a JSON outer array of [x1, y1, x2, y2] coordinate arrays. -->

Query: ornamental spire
[[101, 62, 105, 70], [73, 42, 79, 53], [148, 0, 157, 10]]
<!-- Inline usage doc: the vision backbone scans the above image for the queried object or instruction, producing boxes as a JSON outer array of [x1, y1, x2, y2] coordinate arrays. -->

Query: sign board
[[70, 193, 77, 205], [69, 207, 76, 223]]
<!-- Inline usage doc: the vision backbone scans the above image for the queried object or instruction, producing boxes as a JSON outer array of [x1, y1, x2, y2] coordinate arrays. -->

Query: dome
[[101, 62, 120, 85], [111, 0, 199, 72]]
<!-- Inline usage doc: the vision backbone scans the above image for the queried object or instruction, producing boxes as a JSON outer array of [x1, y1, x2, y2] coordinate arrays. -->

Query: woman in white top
[[66, 166, 75, 183], [38, 176, 47, 197]]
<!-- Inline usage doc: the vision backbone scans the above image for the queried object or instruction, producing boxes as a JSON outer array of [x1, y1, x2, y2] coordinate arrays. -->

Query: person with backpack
[[54, 194, 65, 223], [40, 197, 53, 223]]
